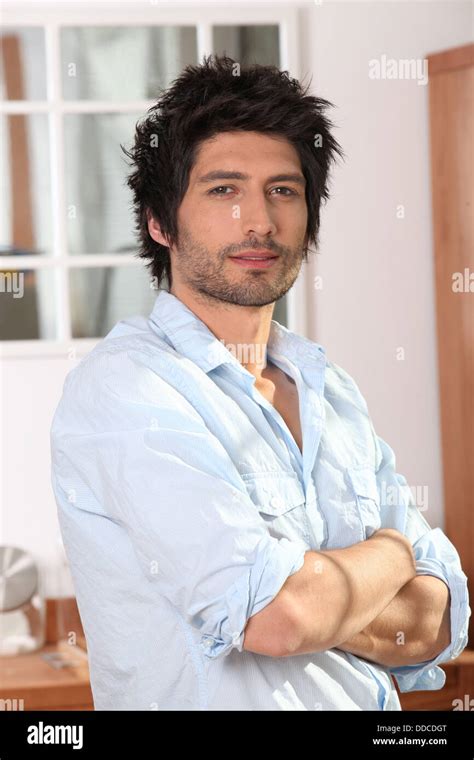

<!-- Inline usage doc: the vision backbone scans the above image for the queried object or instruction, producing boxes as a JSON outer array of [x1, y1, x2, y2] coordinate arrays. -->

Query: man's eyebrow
[[196, 170, 306, 186]]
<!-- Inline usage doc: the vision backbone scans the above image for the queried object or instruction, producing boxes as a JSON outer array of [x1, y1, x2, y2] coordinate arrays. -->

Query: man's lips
[[230, 252, 278, 269], [230, 250, 278, 259]]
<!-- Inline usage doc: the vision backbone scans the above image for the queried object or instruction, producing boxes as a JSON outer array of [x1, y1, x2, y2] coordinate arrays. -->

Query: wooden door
[[428, 43, 474, 646]]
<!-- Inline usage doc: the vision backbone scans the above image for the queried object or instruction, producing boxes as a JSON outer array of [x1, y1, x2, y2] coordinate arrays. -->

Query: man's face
[[169, 131, 309, 307]]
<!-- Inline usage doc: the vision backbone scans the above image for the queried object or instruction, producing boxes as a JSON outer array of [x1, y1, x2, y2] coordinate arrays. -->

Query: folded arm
[[340, 431, 470, 691], [336, 573, 451, 667], [246, 404, 470, 680], [244, 528, 418, 656]]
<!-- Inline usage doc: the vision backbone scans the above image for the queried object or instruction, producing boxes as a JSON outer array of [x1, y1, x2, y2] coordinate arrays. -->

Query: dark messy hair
[[121, 54, 344, 289]]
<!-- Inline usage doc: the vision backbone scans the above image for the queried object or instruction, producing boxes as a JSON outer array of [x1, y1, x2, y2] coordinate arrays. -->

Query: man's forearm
[[275, 529, 417, 657], [336, 574, 451, 667]]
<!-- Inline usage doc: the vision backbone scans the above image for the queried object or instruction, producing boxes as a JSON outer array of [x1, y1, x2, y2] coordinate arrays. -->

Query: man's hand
[[336, 574, 451, 667]]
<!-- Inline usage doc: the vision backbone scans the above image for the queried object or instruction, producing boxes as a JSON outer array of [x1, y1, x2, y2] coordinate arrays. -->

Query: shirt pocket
[[346, 465, 382, 540], [241, 471, 312, 546]]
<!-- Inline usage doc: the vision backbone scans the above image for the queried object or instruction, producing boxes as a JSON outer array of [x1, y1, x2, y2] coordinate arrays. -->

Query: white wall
[[300, 0, 473, 531], [1, 354, 80, 596], [1, 1, 472, 595]]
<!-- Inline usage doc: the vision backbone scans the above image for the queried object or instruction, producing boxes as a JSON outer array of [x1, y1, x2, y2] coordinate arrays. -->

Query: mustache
[[223, 241, 285, 257]]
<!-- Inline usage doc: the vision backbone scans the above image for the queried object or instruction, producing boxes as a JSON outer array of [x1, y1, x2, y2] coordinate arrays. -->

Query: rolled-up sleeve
[[200, 535, 306, 658], [51, 353, 307, 661], [373, 433, 471, 692]]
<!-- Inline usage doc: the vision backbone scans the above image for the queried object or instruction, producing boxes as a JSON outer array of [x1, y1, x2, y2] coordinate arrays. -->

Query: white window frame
[[0, 2, 308, 358]]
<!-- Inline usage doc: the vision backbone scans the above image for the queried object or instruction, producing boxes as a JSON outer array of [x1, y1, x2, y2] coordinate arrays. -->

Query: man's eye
[[208, 185, 298, 197], [270, 187, 297, 196], [208, 186, 233, 195]]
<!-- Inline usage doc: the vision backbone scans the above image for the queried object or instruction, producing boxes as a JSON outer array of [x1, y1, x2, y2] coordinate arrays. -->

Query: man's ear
[[147, 209, 169, 247]]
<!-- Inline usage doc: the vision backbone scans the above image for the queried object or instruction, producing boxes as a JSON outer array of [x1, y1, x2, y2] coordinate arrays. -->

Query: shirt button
[[270, 495, 284, 509]]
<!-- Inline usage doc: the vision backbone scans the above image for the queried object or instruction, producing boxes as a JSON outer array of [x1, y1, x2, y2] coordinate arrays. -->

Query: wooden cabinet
[[0, 597, 93, 711], [0, 642, 93, 711]]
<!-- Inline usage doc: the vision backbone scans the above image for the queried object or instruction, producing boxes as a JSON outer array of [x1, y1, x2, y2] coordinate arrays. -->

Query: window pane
[[69, 266, 159, 338], [64, 112, 142, 255], [0, 269, 57, 340], [0, 114, 52, 256], [213, 25, 280, 66], [0, 27, 47, 100], [60, 26, 197, 100]]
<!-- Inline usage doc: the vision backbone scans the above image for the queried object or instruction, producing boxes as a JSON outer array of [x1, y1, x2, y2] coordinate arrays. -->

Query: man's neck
[[169, 283, 275, 381]]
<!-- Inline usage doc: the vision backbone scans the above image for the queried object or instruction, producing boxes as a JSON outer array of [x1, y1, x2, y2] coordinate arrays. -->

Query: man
[[50, 55, 470, 711]]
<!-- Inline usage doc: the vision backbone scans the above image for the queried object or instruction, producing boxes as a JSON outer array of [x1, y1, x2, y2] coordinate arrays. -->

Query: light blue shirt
[[50, 288, 470, 710]]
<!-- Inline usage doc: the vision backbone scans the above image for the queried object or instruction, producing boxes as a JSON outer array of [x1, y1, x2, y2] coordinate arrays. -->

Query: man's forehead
[[196, 130, 297, 154], [191, 131, 302, 175]]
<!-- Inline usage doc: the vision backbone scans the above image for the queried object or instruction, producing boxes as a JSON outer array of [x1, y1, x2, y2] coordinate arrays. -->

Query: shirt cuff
[[389, 528, 471, 693], [200, 536, 307, 659]]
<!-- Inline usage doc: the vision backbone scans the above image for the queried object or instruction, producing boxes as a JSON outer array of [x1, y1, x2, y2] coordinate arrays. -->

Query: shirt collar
[[148, 288, 326, 376]]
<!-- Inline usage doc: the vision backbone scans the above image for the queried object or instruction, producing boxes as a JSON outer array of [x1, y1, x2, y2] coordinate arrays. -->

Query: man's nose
[[239, 196, 277, 238]]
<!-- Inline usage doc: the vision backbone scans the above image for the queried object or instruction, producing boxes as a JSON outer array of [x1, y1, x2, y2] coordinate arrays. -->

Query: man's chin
[[217, 289, 291, 308]]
